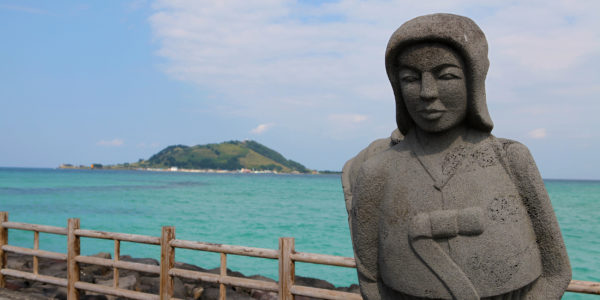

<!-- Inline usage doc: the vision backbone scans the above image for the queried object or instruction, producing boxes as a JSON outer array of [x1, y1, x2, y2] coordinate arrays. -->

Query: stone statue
[[342, 13, 571, 300]]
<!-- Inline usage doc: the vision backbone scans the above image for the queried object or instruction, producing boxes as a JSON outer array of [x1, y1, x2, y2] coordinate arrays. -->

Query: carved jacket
[[350, 130, 568, 299]]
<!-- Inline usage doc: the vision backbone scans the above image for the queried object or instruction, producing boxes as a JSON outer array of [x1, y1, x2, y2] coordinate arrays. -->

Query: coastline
[[57, 165, 339, 175]]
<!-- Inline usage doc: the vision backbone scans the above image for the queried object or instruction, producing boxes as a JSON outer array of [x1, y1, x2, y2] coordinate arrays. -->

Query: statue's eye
[[438, 70, 462, 80], [400, 75, 419, 83], [439, 73, 461, 80]]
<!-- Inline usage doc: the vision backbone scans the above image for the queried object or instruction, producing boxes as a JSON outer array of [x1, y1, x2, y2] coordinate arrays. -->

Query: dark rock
[[120, 255, 160, 278], [336, 283, 360, 293], [81, 295, 109, 300], [247, 275, 275, 283], [95, 274, 138, 291], [1, 252, 359, 300], [5, 256, 27, 271], [175, 261, 205, 272], [91, 252, 111, 259], [4, 278, 28, 291], [192, 286, 204, 299], [199, 287, 254, 300], [199, 287, 220, 300], [0, 288, 49, 300], [79, 263, 111, 283], [48, 286, 68, 299], [173, 276, 186, 298], [138, 276, 160, 294], [39, 260, 67, 277], [295, 276, 335, 290], [54, 290, 67, 300], [119, 255, 158, 266], [29, 282, 61, 297], [250, 289, 277, 300]]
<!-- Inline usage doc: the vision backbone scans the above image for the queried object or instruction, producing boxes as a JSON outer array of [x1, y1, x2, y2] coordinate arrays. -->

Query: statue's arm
[[351, 163, 384, 300], [343, 136, 396, 217], [506, 142, 571, 299], [342, 158, 357, 218]]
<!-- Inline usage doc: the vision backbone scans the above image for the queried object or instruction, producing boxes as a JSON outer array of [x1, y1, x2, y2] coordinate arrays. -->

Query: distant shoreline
[[57, 164, 341, 175]]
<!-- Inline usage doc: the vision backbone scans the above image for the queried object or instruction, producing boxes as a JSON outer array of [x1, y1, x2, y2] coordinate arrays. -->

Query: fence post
[[219, 253, 227, 300], [160, 226, 175, 300], [0, 212, 7, 288], [114, 239, 120, 288], [67, 218, 80, 300], [33, 231, 39, 275], [278, 237, 295, 300]]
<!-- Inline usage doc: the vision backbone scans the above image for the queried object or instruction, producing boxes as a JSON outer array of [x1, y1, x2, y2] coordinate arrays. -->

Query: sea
[[0, 167, 598, 299]]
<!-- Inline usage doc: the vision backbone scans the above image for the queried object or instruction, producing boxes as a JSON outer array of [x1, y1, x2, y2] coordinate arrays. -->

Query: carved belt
[[408, 207, 485, 300]]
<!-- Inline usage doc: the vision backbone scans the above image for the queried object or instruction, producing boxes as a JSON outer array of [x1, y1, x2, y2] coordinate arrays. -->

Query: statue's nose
[[420, 72, 438, 100]]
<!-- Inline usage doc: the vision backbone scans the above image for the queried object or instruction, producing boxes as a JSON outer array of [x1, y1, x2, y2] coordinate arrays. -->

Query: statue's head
[[385, 13, 493, 135]]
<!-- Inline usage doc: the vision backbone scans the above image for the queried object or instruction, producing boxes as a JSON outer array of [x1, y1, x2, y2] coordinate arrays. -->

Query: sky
[[1, 0, 599, 179]]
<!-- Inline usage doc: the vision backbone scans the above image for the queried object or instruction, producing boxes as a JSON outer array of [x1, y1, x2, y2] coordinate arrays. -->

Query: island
[[60, 140, 314, 174]]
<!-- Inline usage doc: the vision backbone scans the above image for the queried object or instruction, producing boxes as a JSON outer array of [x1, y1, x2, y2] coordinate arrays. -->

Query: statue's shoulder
[[495, 137, 523, 150], [493, 136, 535, 164], [490, 136, 542, 185], [360, 139, 412, 175], [342, 129, 405, 214], [343, 130, 404, 181]]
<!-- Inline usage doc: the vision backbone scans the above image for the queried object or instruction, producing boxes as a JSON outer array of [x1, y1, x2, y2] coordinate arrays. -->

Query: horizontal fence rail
[[1, 221, 68, 235], [0, 211, 599, 300], [75, 229, 161, 245], [74, 255, 161, 274], [170, 239, 280, 259]]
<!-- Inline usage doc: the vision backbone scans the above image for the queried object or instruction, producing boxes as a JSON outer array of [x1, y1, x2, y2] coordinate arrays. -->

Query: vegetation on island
[[111, 140, 311, 173]]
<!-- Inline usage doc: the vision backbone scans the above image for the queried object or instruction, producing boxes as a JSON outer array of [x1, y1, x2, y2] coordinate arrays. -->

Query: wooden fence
[[0, 211, 598, 300]]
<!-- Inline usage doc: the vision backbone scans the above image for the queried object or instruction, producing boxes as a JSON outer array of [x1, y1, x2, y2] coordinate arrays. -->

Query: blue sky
[[1, 0, 599, 179]]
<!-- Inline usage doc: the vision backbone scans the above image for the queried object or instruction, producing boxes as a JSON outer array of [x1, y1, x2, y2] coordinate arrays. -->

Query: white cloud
[[250, 123, 274, 134], [485, 1, 600, 75], [148, 0, 402, 121], [148, 0, 600, 171], [324, 113, 372, 140], [148, 1, 599, 106], [528, 128, 547, 139], [97, 139, 124, 147]]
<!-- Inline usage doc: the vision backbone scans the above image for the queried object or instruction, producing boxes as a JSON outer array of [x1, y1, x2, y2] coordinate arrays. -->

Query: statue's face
[[397, 43, 467, 133]]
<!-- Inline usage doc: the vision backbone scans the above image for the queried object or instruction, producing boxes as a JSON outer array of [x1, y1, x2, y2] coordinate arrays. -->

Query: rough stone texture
[[342, 129, 403, 220], [343, 13, 571, 300], [96, 274, 139, 292], [0, 288, 49, 300], [0, 252, 357, 300]]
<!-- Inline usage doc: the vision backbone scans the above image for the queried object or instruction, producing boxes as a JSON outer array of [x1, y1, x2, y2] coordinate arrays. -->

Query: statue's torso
[[373, 134, 542, 299]]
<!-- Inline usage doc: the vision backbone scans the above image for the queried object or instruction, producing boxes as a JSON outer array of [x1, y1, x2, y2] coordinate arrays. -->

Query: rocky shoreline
[[1, 252, 359, 300]]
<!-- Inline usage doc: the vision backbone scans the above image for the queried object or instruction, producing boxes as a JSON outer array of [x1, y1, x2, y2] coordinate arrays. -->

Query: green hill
[[134, 140, 310, 173]]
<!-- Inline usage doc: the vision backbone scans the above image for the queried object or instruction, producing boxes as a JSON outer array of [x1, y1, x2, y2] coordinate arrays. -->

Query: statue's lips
[[417, 109, 446, 120]]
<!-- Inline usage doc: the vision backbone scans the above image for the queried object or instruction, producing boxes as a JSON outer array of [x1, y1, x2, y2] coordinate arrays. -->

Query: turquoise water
[[0, 168, 598, 299]]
